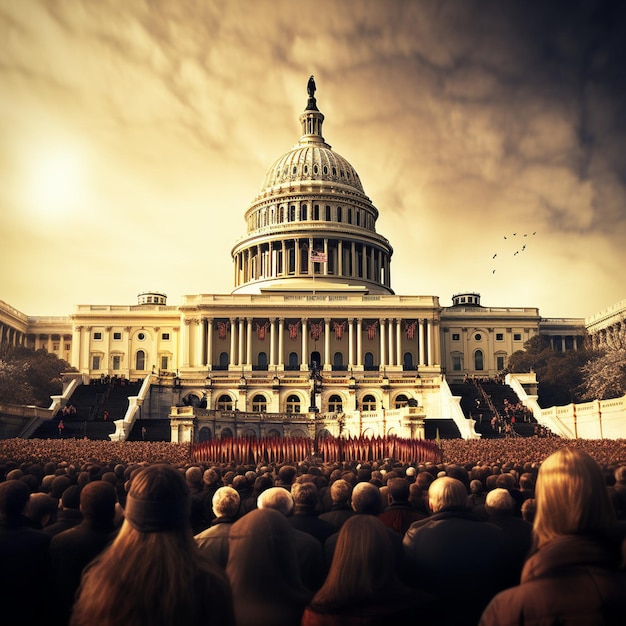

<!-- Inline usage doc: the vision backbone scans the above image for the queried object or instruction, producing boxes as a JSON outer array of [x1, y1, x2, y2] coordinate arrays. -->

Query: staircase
[[448, 383, 496, 438], [127, 419, 172, 442], [424, 418, 461, 440]]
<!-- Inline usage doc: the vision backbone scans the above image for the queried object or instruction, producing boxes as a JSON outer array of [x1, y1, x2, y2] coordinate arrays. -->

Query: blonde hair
[[428, 476, 468, 513], [533, 448, 615, 548]]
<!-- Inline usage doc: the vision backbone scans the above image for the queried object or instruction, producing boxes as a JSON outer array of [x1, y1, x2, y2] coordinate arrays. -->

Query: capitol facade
[[4, 78, 617, 443]]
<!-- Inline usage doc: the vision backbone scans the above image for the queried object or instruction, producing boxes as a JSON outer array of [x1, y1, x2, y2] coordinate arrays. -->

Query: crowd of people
[[1, 435, 626, 625]]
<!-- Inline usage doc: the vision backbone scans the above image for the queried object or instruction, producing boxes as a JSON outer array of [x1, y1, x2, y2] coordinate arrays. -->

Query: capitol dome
[[231, 77, 393, 295]]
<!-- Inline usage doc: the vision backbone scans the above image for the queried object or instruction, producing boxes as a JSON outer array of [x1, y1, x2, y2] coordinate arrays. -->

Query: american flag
[[310, 251, 328, 263]]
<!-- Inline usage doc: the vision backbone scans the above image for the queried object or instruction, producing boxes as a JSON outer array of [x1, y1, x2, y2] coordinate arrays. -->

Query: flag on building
[[310, 251, 328, 263]]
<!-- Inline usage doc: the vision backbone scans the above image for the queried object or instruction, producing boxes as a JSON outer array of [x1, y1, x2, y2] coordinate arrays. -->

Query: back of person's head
[[81, 480, 117, 524], [185, 466, 203, 490], [315, 515, 397, 606], [470, 479, 484, 494], [61, 484, 82, 510], [291, 481, 318, 509], [212, 486, 240, 518], [51, 475, 72, 499], [416, 471, 435, 490], [521, 498, 536, 524], [330, 479, 352, 505], [203, 468, 220, 487], [428, 477, 468, 513], [124, 464, 190, 533], [386, 477, 410, 503], [0, 479, 30, 517], [614, 465, 626, 485], [534, 448, 616, 548], [496, 473, 517, 490], [519, 472, 536, 491], [445, 464, 470, 490], [351, 482, 382, 515], [485, 488, 516, 514], [278, 465, 297, 486], [26, 492, 58, 527], [232, 474, 250, 494], [257, 487, 294, 516]]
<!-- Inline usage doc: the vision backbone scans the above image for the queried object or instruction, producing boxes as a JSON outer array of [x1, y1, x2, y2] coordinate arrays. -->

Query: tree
[[580, 348, 626, 401], [0, 343, 74, 407]]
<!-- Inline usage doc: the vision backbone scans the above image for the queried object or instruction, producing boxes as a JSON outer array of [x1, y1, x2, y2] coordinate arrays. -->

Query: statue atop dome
[[306, 75, 319, 111]]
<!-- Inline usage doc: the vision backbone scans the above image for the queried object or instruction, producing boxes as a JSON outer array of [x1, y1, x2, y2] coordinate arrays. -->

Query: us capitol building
[[3, 78, 621, 442]]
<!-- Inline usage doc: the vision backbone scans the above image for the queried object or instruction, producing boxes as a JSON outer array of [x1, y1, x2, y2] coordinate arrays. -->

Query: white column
[[206, 319, 213, 368], [387, 318, 394, 366], [427, 320, 433, 366], [269, 318, 276, 366], [246, 318, 253, 366], [357, 318, 363, 367], [229, 318, 237, 367], [324, 318, 331, 368], [181, 319, 191, 367], [396, 319, 402, 367], [278, 318, 284, 367], [348, 318, 355, 369], [194, 319, 203, 367], [82, 327, 91, 371], [72, 326, 82, 370], [301, 318, 308, 368], [338, 240, 343, 276], [239, 318, 246, 366], [418, 319, 425, 366], [379, 318, 386, 368]]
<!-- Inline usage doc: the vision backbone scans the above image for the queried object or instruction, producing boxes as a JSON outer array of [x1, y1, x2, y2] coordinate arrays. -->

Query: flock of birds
[[491, 232, 537, 274]]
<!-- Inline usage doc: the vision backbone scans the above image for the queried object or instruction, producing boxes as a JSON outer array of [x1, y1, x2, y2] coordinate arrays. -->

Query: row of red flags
[[190, 435, 441, 465]]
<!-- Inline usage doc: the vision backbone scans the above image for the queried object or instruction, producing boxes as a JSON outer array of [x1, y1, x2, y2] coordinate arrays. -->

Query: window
[[135, 350, 146, 371], [93, 332, 102, 340], [112, 355, 121, 370], [252, 394, 267, 412], [452, 356, 462, 371], [452, 333, 460, 341], [216, 394, 234, 411], [113, 332, 122, 341], [395, 394, 409, 409], [160, 356, 168, 370], [403, 352, 414, 370], [287, 352, 299, 370], [286, 394, 301, 413], [256, 352, 268, 370], [137, 332, 145, 341], [92, 355, 101, 370], [474, 350, 484, 371], [496, 355, 506, 370], [475, 333, 482, 341], [333, 351, 345, 370], [53, 343, 59, 351], [64, 343, 71, 351], [328, 394, 343, 412], [361, 394, 377, 410], [495, 333, 504, 341], [161, 333, 170, 341], [513, 333, 522, 341]]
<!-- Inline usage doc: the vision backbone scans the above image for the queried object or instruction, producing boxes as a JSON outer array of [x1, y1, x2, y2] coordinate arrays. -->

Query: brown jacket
[[479, 534, 626, 626]]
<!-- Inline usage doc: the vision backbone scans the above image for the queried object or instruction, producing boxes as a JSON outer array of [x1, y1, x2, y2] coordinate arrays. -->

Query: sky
[[1, 0, 625, 321]]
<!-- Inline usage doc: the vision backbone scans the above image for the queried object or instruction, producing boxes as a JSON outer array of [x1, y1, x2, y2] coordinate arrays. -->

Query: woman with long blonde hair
[[480, 447, 626, 626], [70, 464, 234, 626]]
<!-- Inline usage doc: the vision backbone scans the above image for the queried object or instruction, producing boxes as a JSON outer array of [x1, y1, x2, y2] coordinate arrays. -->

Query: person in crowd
[[302, 515, 437, 625], [226, 507, 312, 626], [403, 476, 505, 626], [70, 464, 234, 626], [195, 486, 240, 570], [240, 473, 273, 515], [200, 468, 222, 526], [479, 448, 626, 626], [0, 480, 51, 626], [378, 476, 427, 535], [185, 466, 207, 534], [484, 487, 533, 588], [288, 480, 336, 543], [49, 481, 119, 626], [257, 486, 325, 591], [44, 485, 83, 536], [318, 478, 354, 530], [26, 491, 58, 530]]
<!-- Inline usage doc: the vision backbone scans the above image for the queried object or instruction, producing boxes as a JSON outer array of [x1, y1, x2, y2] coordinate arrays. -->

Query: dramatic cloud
[[1, 0, 624, 319]]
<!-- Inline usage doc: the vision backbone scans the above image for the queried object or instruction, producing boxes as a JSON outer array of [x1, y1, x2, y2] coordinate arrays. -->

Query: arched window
[[403, 352, 414, 370], [257, 352, 268, 370], [288, 352, 299, 370], [310, 351, 321, 369], [216, 394, 234, 411], [474, 349, 484, 371], [361, 394, 377, 410], [328, 394, 343, 412], [286, 394, 301, 413], [333, 351, 345, 370], [364, 352, 376, 370], [221, 428, 234, 439], [219, 352, 228, 369], [252, 394, 267, 412], [198, 427, 212, 442], [135, 350, 145, 371], [395, 394, 409, 409]]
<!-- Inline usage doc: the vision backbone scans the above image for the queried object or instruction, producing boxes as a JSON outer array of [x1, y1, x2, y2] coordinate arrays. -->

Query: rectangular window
[[93, 332, 102, 340], [496, 356, 505, 370], [452, 333, 460, 341], [92, 355, 101, 370], [113, 332, 122, 340], [161, 356, 169, 370], [53, 343, 59, 351], [64, 344, 71, 351], [513, 333, 522, 341], [161, 333, 170, 341], [495, 333, 504, 341], [112, 355, 121, 370], [452, 356, 462, 371]]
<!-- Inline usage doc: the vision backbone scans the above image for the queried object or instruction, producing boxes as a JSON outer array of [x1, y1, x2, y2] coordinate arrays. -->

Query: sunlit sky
[[1, 0, 625, 320]]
